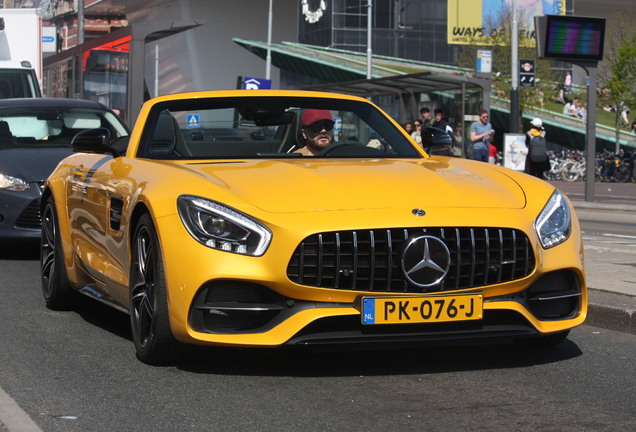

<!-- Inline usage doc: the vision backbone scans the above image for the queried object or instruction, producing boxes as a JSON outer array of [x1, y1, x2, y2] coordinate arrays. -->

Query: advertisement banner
[[503, 133, 527, 171], [447, 0, 566, 45]]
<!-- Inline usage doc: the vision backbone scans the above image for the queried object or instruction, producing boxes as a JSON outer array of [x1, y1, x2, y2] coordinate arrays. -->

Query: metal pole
[[510, 0, 519, 133], [78, 0, 84, 99], [461, 81, 466, 158], [266, 0, 273, 80], [77, 0, 84, 45], [154, 44, 159, 97], [584, 65, 598, 202], [366, 0, 372, 79]]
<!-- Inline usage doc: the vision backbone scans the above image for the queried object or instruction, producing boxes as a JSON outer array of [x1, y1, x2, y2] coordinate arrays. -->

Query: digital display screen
[[544, 15, 605, 61]]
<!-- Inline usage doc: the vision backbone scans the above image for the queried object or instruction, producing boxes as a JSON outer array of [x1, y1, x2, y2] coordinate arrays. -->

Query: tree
[[598, 12, 636, 153], [605, 35, 636, 152]]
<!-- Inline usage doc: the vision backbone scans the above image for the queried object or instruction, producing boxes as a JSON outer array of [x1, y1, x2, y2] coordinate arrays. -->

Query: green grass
[[540, 97, 631, 132]]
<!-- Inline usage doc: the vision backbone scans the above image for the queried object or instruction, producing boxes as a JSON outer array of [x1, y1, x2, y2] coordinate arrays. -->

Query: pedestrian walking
[[524, 118, 550, 178]]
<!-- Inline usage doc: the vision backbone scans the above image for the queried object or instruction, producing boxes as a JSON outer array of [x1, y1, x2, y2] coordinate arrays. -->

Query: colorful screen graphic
[[544, 15, 605, 61]]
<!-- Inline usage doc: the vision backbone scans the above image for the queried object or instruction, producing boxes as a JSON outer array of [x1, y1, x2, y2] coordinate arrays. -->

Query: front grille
[[15, 199, 41, 229], [287, 227, 535, 293]]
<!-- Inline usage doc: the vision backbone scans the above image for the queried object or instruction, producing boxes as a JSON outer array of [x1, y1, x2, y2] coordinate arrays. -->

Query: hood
[[0, 147, 74, 182], [184, 158, 527, 213]]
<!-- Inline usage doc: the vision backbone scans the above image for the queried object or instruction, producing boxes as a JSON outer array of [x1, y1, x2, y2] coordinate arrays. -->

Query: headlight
[[0, 173, 29, 191], [534, 190, 571, 249], [177, 195, 271, 256]]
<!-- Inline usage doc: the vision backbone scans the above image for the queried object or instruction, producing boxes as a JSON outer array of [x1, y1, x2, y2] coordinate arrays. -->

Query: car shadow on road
[[72, 295, 133, 342], [0, 240, 40, 260], [176, 340, 583, 377]]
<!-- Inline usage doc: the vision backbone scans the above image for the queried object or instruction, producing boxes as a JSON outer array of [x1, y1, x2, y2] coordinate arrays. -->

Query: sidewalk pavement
[[571, 199, 636, 335]]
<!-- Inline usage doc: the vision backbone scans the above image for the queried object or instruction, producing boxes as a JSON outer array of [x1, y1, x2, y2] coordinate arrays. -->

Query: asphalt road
[[547, 180, 636, 207], [1, 245, 635, 432]]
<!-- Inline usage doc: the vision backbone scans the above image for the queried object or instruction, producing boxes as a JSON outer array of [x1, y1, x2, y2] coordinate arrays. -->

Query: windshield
[[0, 106, 129, 148], [138, 96, 421, 159], [0, 69, 41, 98]]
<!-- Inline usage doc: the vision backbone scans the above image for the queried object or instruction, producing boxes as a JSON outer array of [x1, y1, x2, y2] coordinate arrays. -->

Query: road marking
[[584, 244, 636, 255], [601, 233, 636, 240], [0, 386, 43, 432]]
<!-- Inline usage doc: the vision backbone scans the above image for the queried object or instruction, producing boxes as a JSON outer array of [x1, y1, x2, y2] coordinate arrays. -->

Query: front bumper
[[156, 213, 586, 347], [0, 184, 42, 241], [183, 268, 585, 347]]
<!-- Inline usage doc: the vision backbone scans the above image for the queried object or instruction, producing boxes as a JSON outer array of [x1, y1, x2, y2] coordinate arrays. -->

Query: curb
[[570, 200, 636, 334], [586, 288, 636, 335]]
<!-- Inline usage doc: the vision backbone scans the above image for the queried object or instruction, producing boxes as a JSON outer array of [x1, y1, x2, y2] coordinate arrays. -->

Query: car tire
[[130, 213, 180, 365], [40, 195, 76, 310]]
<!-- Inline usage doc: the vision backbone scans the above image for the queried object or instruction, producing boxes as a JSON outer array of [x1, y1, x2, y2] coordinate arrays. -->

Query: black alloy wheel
[[130, 213, 179, 365], [40, 195, 75, 310]]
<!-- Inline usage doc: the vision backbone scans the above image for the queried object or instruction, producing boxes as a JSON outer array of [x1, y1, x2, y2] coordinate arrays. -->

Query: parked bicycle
[[542, 151, 566, 181], [597, 150, 632, 183], [556, 149, 634, 183], [560, 151, 586, 182]]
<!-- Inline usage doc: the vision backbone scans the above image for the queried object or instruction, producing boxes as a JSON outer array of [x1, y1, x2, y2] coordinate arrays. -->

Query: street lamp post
[[510, 0, 520, 133], [77, 0, 85, 98], [266, 0, 273, 80], [366, 0, 372, 79]]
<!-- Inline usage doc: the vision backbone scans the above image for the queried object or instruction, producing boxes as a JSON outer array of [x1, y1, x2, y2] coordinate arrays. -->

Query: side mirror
[[421, 126, 453, 155], [71, 128, 112, 154]]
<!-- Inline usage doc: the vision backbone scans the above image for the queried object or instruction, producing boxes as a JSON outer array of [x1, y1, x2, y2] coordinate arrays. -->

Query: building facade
[[300, 0, 455, 65]]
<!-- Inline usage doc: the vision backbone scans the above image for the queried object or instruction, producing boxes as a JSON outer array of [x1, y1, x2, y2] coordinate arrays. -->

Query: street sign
[[186, 113, 200, 129], [242, 77, 272, 90], [519, 59, 535, 87], [333, 116, 342, 133], [476, 50, 492, 74], [42, 26, 57, 53]]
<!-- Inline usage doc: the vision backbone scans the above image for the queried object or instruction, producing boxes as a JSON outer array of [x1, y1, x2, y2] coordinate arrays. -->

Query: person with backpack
[[525, 118, 550, 178]]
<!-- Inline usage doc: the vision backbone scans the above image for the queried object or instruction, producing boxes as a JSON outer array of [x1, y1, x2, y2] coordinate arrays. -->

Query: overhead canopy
[[300, 71, 487, 99], [301, 72, 490, 126], [233, 39, 491, 123], [305, 71, 489, 118]]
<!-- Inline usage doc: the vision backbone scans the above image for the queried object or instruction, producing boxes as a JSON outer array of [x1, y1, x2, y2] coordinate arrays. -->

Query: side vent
[[110, 197, 123, 231]]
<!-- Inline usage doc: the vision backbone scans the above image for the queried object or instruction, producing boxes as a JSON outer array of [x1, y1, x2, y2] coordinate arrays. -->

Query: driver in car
[[294, 109, 334, 156]]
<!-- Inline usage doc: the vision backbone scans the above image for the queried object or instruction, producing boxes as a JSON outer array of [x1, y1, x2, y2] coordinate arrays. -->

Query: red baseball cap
[[301, 109, 333, 127]]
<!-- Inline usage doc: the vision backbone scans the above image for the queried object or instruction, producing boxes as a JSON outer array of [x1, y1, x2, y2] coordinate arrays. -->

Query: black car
[[0, 98, 129, 241]]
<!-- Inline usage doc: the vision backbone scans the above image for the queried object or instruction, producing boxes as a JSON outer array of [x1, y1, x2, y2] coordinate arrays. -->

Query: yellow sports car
[[41, 90, 586, 364]]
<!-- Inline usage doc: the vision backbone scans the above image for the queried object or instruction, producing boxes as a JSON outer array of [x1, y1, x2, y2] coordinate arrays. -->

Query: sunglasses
[[305, 119, 335, 134]]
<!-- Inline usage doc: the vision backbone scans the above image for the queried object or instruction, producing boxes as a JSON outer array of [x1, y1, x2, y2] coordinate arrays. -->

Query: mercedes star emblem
[[401, 234, 451, 287]]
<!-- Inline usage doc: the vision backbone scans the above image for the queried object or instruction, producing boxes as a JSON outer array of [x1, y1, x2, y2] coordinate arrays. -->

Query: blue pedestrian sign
[[186, 113, 200, 129], [242, 77, 272, 90], [333, 116, 342, 133]]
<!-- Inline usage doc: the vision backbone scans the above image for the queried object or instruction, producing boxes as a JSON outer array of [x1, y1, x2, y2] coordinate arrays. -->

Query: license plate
[[362, 293, 483, 325]]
